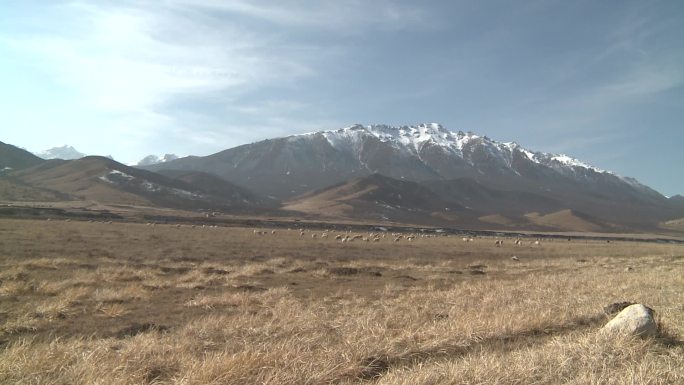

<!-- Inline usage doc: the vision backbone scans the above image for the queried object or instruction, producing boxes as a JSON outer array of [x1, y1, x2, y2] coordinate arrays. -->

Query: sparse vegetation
[[0, 218, 683, 384]]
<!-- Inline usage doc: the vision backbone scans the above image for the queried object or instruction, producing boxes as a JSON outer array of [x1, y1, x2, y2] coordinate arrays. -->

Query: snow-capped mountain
[[36, 145, 85, 160], [139, 122, 683, 230], [136, 154, 179, 166], [144, 123, 660, 200]]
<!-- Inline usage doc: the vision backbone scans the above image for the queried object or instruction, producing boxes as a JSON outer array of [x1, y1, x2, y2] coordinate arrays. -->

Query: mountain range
[[0, 143, 271, 211], [143, 123, 659, 199], [2, 124, 683, 233]]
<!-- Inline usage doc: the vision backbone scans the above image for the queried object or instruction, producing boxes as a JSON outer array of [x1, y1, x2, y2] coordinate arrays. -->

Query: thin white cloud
[[0, 0, 428, 163], [170, 0, 427, 29], [586, 66, 683, 103], [1, 3, 311, 113]]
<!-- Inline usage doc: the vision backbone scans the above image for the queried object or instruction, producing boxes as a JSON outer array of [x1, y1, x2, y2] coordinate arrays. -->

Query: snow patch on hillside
[[99, 170, 204, 198]]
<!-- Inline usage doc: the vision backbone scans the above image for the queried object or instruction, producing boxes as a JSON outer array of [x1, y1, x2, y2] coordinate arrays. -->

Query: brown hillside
[[11, 156, 266, 210], [284, 173, 472, 225], [524, 209, 608, 232]]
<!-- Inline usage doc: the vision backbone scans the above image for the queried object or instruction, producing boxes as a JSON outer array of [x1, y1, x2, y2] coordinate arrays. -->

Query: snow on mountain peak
[[319, 123, 479, 157], [548, 154, 606, 173], [137, 154, 179, 166], [36, 145, 85, 160], [308, 123, 613, 177]]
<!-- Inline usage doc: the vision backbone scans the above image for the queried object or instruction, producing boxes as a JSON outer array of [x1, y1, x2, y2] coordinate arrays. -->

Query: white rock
[[601, 304, 657, 337]]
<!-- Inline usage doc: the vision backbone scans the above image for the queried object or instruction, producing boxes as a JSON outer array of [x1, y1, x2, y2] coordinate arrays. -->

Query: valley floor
[[1, 218, 683, 384]]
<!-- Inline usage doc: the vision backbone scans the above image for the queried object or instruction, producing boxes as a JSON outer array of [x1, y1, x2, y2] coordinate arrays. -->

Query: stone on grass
[[601, 304, 657, 337]]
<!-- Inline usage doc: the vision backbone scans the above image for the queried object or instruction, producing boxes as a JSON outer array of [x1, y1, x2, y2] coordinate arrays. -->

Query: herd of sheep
[[44, 217, 548, 248], [251, 226, 546, 247]]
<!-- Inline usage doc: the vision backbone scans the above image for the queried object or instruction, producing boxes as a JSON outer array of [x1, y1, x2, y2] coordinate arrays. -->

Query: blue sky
[[1, 0, 683, 196]]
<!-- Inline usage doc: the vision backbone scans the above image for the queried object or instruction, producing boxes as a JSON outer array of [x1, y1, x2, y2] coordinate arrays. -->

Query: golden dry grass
[[0, 218, 683, 384]]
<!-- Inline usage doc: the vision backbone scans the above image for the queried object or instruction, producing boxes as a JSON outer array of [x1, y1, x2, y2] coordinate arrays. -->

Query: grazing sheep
[[511, 256, 520, 261], [335, 235, 343, 240]]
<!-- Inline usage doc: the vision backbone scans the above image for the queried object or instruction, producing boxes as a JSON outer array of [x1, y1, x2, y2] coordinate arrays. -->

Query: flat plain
[[1, 218, 683, 384]]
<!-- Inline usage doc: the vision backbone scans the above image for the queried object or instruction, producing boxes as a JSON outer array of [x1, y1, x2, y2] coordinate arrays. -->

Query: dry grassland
[[0, 218, 683, 384]]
